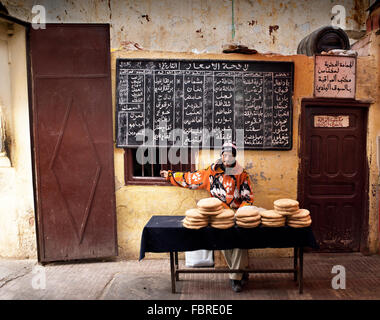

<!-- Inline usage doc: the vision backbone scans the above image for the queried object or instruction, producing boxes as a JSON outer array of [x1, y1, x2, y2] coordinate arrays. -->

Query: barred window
[[124, 147, 195, 185]]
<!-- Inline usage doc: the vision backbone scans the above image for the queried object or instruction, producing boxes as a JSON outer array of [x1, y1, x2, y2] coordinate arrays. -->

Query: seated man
[[160, 142, 254, 292]]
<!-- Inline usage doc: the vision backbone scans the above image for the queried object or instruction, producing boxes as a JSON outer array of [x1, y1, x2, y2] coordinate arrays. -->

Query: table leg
[[298, 247, 304, 294], [174, 251, 179, 281], [170, 252, 176, 294], [293, 247, 298, 282]]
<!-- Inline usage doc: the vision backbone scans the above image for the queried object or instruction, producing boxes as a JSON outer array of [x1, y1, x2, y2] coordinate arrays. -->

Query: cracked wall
[[2, 0, 368, 54]]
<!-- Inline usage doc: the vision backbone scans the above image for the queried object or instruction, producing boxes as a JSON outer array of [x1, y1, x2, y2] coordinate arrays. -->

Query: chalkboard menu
[[115, 58, 294, 150]]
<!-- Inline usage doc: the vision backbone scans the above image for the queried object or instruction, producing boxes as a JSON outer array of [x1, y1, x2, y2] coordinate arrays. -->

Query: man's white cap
[[221, 142, 237, 156]]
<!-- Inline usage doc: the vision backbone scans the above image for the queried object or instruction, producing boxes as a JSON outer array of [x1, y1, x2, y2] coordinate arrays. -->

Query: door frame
[[298, 98, 370, 253]]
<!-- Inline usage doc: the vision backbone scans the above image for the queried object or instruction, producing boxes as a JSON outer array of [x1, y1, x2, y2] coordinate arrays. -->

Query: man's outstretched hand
[[160, 170, 169, 179]]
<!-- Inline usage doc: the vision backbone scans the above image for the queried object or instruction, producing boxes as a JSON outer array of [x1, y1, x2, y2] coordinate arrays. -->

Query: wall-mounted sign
[[314, 55, 356, 99], [314, 115, 349, 128]]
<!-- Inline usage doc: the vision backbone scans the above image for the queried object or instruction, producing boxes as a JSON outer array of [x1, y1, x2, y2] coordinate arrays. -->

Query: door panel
[[301, 106, 366, 252], [30, 25, 117, 262]]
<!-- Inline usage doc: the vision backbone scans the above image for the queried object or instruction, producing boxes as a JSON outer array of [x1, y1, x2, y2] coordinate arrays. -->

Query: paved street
[[0, 253, 379, 300]]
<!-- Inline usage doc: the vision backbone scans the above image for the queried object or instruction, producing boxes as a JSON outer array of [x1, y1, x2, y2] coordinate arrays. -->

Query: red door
[[30, 24, 118, 262], [299, 102, 368, 252]]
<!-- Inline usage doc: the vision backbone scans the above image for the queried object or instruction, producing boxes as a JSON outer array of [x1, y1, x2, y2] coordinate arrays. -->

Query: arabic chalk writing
[[116, 59, 294, 149]]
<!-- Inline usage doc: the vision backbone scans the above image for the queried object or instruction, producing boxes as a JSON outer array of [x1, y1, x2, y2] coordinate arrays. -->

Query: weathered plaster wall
[[0, 24, 36, 258], [375, 32, 380, 255], [359, 31, 380, 254], [0, 22, 12, 159], [0, 0, 378, 260], [350, 31, 380, 255], [8, 24, 36, 258], [3, 0, 368, 54]]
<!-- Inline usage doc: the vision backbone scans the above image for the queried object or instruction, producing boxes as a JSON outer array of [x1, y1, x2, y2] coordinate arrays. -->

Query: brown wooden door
[[30, 24, 118, 262], [300, 104, 367, 252]]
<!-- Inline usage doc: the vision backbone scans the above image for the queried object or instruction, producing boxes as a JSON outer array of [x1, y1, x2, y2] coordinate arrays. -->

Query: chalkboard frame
[[115, 58, 294, 151]]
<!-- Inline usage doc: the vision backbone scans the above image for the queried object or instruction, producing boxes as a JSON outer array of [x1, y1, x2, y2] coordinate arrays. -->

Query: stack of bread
[[272, 198, 312, 228], [273, 199, 300, 217], [182, 197, 225, 229], [286, 208, 312, 228], [210, 208, 235, 229], [197, 197, 224, 216], [260, 210, 286, 227], [235, 206, 261, 228], [182, 208, 210, 229]]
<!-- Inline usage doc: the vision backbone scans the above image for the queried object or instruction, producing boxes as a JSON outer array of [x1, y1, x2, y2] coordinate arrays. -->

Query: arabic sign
[[314, 55, 356, 99], [115, 59, 294, 150], [314, 115, 349, 128]]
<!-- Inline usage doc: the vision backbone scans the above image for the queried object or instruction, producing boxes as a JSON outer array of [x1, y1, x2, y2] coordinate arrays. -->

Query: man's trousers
[[221, 248, 249, 280]]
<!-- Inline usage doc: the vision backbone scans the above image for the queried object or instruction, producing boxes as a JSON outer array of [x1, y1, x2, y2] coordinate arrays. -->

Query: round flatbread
[[261, 219, 285, 224], [274, 198, 299, 208], [274, 205, 299, 212], [236, 220, 261, 228], [235, 206, 260, 217], [261, 221, 285, 227], [288, 222, 311, 228], [287, 216, 311, 223], [289, 209, 310, 219], [197, 197, 223, 209], [182, 218, 209, 225], [210, 218, 235, 224], [236, 215, 261, 223], [210, 222, 235, 229], [184, 217, 209, 224], [198, 207, 224, 215], [288, 221, 311, 227], [260, 210, 283, 219], [261, 217, 286, 223], [275, 209, 299, 216], [288, 215, 312, 222], [210, 219, 235, 224], [287, 218, 312, 225], [197, 205, 224, 212], [212, 209, 235, 219], [183, 221, 208, 229], [185, 208, 207, 219]]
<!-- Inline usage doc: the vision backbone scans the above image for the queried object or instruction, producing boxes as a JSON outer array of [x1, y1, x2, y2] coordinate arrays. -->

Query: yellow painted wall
[[111, 50, 316, 259], [112, 49, 379, 260]]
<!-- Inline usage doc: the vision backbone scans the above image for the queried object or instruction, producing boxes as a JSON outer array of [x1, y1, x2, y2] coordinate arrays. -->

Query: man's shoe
[[230, 280, 242, 292], [241, 272, 249, 286]]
